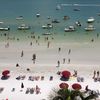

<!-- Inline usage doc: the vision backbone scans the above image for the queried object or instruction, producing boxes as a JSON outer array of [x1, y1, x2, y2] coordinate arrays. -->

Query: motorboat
[[64, 26, 75, 32], [18, 24, 30, 30], [75, 21, 81, 26], [56, 5, 61, 10], [73, 8, 80, 11], [52, 19, 60, 23], [0, 27, 10, 31], [85, 25, 95, 31], [36, 13, 40, 17], [42, 33, 52, 35], [87, 17, 95, 23], [63, 16, 70, 20], [16, 16, 23, 20], [0, 21, 4, 24], [42, 24, 53, 29]]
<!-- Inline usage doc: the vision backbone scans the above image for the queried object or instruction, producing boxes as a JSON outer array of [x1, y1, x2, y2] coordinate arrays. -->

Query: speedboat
[[52, 19, 60, 23], [87, 17, 95, 23], [36, 13, 40, 17], [42, 24, 53, 29], [75, 21, 81, 26], [56, 5, 61, 10], [0, 27, 10, 31], [85, 25, 95, 31], [42, 33, 52, 35], [64, 26, 75, 32], [16, 16, 23, 20], [18, 24, 30, 30]]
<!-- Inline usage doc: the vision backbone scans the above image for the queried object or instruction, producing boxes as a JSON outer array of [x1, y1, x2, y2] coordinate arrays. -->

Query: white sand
[[0, 37, 100, 100]]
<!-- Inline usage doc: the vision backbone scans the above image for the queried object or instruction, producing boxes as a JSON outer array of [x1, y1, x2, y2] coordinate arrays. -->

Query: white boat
[[56, 5, 61, 10], [16, 16, 23, 20], [0, 21, 4, 24], [87, 17, 95, 23], [85, 25, 95, 31], [75, 21, 81, 26], [36, 13, 40, 17], [42, 33, 52, 35], [18, 24, 30, 30], [42, 24, 53, 29], [64, 26, 75, 32], [0, 27, 10, 31]]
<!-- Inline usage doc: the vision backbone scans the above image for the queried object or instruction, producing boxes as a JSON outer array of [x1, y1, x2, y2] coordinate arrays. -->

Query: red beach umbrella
[[59, 83, 69, 89], [62, 70, 71, 78], [72, 83, 82, 90], [2, 70, 10, 76]]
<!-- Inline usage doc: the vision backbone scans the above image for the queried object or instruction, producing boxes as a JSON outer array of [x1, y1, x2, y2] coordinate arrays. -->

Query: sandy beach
[[0, 36, 100, 100]]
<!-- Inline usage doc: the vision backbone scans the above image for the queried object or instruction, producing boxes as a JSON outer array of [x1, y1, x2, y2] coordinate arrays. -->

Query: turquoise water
[[0, 0, 100, 42]]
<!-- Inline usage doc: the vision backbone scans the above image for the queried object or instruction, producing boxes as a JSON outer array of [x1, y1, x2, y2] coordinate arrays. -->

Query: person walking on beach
[[47, 41, 50, 48], [32, 54, 36, 64], [68, 58, 70, 64], [21, 50, 24, 57], [57, 60, 60, 67], [63, 58, 66, 64], [93, 70, 96, 79], [58, 47, 61, 52], [97, 71, 99, 78], [68, 49, 71, 54]]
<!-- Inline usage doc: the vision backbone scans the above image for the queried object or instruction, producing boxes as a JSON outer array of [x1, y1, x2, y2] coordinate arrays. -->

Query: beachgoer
[[63, 58, 65, 64], [68, 49, 71, 54], [32, 54, 36, 64], [97, 71, 99, 78], [21, 82, 24, 89], [58, 47, 61, 52], [16, 63, 19, 67], [21, 50, 24, 57], [68, 58, 70, 64], [93, 70, 96, 79], [57, 60, 60, 67], [47, 41, 50, 48]]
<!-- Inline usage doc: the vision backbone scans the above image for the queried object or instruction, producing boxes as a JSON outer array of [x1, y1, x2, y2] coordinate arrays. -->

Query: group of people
[[57, 48, 71, 67], [93, 70, 100, 82], [25, 85, 41, 94]]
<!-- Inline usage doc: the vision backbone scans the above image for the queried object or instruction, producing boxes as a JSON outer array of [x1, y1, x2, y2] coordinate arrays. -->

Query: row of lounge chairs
[[16, 75, 53, 81]]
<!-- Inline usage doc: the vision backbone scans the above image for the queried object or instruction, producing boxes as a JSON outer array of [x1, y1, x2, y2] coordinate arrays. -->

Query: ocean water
[[0, 0, 100, 42]]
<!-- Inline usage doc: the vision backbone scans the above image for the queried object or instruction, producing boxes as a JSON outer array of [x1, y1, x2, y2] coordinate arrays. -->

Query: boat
[[64, 26, 75, 32], [87, 17, 95, 23], [18, 24, 30, 30], [36, 13, 40, 17], [42, 33, 52, 35], [73, 8, 80, 11], [16, 16, 23, 20], [85, 25, 95, 31], [42, 24, 53, 29], [52, 19, 60, 23], [63, 16, 70, 20], [75, 21, 81, 26], [0, 21, 4, 24], [56, 5, 61, 10], [0, 27, 10, 31]]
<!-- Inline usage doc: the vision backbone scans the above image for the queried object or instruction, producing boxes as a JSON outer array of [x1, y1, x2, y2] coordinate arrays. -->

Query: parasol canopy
[[59, 83, 69, 89], [72, 83, 82, 90]]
